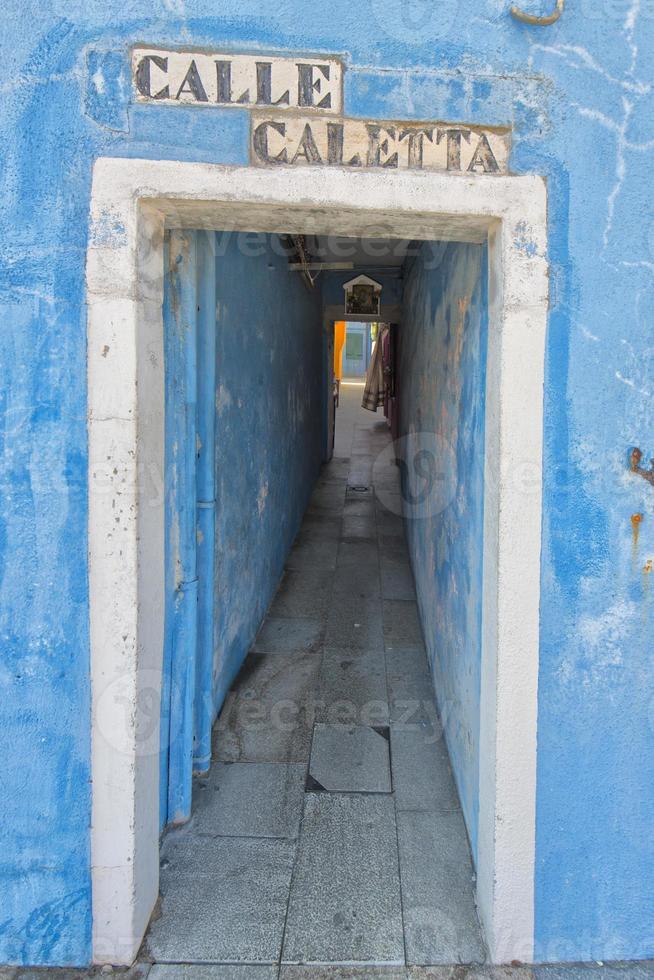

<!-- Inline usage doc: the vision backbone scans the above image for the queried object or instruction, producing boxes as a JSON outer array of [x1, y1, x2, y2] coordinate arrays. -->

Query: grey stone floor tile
[[383, 600, 425, 647], [150, 968, 277, 979], [283, 793, 404, 964], [325, 596, 384, 649], [348, 451, 374, 471], [286, 535, 340, 571], [375, 492, 405, 519], [252, 617, 323, 654], [406, 970, 531, 979], [214, 652, 320, 763], [313, 477, 347, 496], [397, 810, 485, 965], [337, 539, 380, 569], [386, 647, 435, 723], [309, 724, 391, 793], [316, 648, 388, 726], [379, 533, 410, 561], [305, 509, 345, 527], [9, 969, 151, 980], [391, 722, 459, 811], [147, 835, 295, 964], [373, 470, 402, 498], [307, 487, 346, 514], [343, 498, 376, 519], [268, 569, 333, 620], [376, 513, 406, 540], [331, 562, 382, 600], [301, 514, 344, 538], [316, 473, 350, 491], [535, 967, 654, 978], [322, 456, 351, 473], [348, 473, 374, 491], [381, 562, 417, 601], [193, 763, 306, 838], [281, 969, 406, 979], [342, 514, 377, 539], [349, 448, 375, 462]]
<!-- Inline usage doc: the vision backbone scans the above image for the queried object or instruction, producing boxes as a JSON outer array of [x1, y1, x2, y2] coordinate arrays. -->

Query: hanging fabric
[[361, 323, 390, 412]]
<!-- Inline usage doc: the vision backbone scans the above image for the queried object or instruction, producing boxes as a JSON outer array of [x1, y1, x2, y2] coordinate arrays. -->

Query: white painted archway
[[86, 160, 548, 966]]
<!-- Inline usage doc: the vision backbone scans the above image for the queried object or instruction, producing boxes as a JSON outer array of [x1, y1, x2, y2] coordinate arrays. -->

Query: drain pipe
[[165, 230, 200, 825], [193, 231, 217, 774]]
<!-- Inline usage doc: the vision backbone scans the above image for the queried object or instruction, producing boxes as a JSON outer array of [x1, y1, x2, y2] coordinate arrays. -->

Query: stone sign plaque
[[250, 114, 510, 174], [132, 48, 343, 113], [131, 47, 511, 175]]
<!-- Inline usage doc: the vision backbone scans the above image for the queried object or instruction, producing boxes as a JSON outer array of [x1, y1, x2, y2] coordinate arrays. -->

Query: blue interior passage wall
[[211, 234, 324, 717], [399, 242, 488, 858]]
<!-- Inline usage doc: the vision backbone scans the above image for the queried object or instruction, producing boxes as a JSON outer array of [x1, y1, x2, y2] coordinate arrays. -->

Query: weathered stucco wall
[[211, 233, 324, 715], [2, 0, 654, 966], [399, 242, 487, 860]]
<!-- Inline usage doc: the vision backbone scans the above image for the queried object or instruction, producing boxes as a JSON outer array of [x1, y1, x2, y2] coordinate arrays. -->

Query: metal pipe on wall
[[193, 231, 217, 773]]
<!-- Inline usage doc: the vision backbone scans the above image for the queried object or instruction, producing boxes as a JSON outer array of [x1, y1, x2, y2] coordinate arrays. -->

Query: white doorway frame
[[86, 159, 548, 966]]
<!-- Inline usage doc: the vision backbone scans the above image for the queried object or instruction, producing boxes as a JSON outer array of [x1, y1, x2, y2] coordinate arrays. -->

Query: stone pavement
[[143, 381, 484, 971], [6, 387, 652, 979]]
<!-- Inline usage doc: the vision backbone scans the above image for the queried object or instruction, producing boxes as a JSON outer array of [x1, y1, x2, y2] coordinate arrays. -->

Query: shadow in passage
[[144, 383, 485, 970]]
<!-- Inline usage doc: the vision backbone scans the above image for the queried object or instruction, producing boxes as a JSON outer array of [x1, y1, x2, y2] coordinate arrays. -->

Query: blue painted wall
[[211, 234, 324, 718], [399, 242, 488, 859], [2, 1, 654, 965]]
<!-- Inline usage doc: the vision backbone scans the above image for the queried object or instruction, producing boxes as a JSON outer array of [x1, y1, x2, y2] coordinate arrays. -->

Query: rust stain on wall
[[631, 512, 643, 550]]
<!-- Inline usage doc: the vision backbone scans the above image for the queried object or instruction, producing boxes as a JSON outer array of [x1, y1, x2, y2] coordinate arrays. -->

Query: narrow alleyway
[[143, 381, 484, 973]]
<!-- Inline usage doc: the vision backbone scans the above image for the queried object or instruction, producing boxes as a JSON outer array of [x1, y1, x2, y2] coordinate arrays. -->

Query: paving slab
[[331, 561, 382, 599], [7, 968, 151, 980], [343, 497, 376, 519], [147, 835, 295, 964], [193, 763, 306, 838], [375, 493, 405, 525], [281, 969, 406, 979], [337, 539, 380, 570], [309, 724, 391, 793], [407, 970, 531, 979], [286, 534, 340, 570], [316, 648, 388, 726], [282, 793, 404, 964], [150, 968, 277, 980], [306, 491, 346, 518], [277, 968, 654, 980], [535, 967, 654, 978], [391, 723, 459, 812], [397, 809, 485, 965], [380, 560, 417, 601], [383, 600, 425, 647], [213, 652, 320, 763], [342, 514, 377, 540], [348, 466, 374, 487], [378, 534, 411, 561], [299, 514, 344, 539], [268, 568, 334, 620], [386, 647, 435, 724], [325, 596, 384, 649], [252, 617, 323, 654], [319, 464, 350, 478]]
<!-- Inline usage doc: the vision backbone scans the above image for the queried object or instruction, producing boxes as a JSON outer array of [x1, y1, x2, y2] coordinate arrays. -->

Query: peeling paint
[[399, 240, 487, 860], [210, 233, 323, 720]]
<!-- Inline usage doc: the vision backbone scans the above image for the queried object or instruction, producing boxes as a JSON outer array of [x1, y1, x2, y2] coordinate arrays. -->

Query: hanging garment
[[361, 324, 390, 412]]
